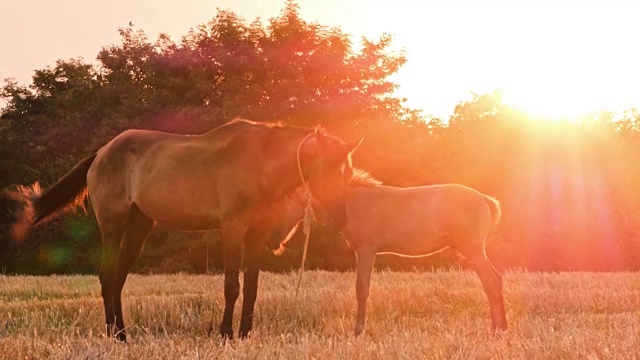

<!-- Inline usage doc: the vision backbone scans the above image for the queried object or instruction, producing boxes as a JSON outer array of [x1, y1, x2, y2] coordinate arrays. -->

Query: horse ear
[[347, 137, 363, 154]]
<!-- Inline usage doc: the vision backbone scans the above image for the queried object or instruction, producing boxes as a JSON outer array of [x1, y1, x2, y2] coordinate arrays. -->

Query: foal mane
[[350, 168, 382, 187]]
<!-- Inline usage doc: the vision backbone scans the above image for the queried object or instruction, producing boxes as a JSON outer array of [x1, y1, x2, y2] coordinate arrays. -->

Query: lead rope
[[294, 132, 317, 302]]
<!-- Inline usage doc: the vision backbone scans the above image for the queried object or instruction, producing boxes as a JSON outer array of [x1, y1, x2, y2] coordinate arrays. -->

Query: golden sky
[[2, 0, 640, 119]]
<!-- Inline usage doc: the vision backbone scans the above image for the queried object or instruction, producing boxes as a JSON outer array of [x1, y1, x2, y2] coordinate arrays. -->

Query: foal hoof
[[491, 325, 507, 336]]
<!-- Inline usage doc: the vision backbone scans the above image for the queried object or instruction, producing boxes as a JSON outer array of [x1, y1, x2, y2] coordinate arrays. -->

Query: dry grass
[[1, 270, 640, 359]]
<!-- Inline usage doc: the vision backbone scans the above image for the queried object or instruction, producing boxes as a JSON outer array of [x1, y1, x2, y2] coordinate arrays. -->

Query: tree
[[0, 1, 420, 274]]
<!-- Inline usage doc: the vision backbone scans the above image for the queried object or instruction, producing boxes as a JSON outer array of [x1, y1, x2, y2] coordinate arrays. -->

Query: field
[[1, 270, 640, 359]]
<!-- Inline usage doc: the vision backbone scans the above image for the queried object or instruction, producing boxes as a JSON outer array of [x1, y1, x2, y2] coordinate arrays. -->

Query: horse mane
[[229, 118, 284, 128], [228, 118, 326, 134], [350, 168, 382, 187]]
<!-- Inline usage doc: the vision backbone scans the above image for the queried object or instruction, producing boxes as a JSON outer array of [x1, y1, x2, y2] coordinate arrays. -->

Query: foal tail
[[8, 154, 97, 240], [483, 195, 502, 234]]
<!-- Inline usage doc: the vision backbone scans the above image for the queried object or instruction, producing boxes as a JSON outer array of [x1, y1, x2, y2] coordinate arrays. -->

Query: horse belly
[[377, 233, 449, 257], [345, 212, 447, 257], [134, 186, 221, 231]]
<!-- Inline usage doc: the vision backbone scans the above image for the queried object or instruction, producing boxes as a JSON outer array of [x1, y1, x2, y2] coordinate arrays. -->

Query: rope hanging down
[[294, 189, 315, 301], [294, 132, 317, 301]]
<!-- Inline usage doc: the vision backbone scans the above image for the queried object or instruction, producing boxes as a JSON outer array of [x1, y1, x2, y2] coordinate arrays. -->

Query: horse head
[[298, 130, 361, 232]]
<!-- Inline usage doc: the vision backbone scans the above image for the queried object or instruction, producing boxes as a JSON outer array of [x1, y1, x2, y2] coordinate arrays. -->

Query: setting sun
[[333, 2, 640, 121], [501, 87, 601, 121]]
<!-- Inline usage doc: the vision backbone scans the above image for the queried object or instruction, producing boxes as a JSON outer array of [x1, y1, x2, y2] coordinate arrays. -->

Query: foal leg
[[354, 249, 376, 336], [487, 259, 507, 328], [466, 251, 507, 332], [112, 205, 155, 342], [239, 241, 264, 339], [219, 222, 247, 339]]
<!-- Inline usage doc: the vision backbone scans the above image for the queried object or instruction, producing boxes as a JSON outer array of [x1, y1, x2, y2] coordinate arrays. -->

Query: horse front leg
[[354, 249, 376, 336], [220, 222, 247, 340], [239, 242, 264, 339]]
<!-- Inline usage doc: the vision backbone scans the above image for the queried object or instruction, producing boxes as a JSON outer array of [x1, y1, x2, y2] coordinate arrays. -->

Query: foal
[[279, 169, 507, 335]]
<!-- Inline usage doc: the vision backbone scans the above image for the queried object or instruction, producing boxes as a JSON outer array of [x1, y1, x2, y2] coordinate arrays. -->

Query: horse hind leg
[[464, 248, 507, 332], [112, 204, 155, 342], [98, 218, 127, 340], [487, 257, 507, 328]]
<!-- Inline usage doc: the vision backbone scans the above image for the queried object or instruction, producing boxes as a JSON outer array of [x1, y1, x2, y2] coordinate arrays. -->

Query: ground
[[1, 270, 639, 359]]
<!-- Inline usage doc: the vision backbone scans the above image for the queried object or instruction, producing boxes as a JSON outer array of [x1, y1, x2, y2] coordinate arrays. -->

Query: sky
[[2, 0, 640, 119]]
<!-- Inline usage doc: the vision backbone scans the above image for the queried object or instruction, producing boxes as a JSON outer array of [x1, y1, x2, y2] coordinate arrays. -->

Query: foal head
[[267, 166, 380, 254], [298, 131, 361, 231]]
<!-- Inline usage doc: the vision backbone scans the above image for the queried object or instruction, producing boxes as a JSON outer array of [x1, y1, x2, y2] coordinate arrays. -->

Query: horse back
[[344, 184, 496, 255], [87, 128, 251, 230]]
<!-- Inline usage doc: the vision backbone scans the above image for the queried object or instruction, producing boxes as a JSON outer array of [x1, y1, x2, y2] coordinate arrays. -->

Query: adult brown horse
[[4, 119, 359, 341], [273, 169, 507, 335]]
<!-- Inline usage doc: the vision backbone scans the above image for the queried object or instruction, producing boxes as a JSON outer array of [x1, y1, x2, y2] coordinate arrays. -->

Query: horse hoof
[[220, 330, 234, 341], [115, 332, 127, 343], [354, 326, 365, 336]]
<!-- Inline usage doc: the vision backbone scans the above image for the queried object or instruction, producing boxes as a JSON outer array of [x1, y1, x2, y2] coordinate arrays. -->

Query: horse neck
[[345, 183, 385, 205], [262, 128, 314, 200], [202, 122, 311, 201]]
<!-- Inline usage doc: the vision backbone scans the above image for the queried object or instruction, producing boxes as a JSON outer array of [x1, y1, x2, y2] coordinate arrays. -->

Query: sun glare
[[500, 75, 637, 123], [501, 88, 596, 122], [342, 3, 640, 122]]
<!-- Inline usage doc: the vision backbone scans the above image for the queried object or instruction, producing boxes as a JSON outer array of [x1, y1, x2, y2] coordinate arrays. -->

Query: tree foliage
[[3, 2, 640, 274]]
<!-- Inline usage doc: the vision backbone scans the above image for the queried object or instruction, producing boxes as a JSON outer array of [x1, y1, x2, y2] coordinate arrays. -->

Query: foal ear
[[347, 137, 364, 155]]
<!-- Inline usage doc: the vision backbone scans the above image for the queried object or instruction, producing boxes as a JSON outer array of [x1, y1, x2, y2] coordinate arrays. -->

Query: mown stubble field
[[1, 270, 640, 359]]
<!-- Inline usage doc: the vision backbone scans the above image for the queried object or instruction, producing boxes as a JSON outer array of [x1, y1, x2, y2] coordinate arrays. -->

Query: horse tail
[[9, 154, 97, 240], [483, 194, 502, 234]]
